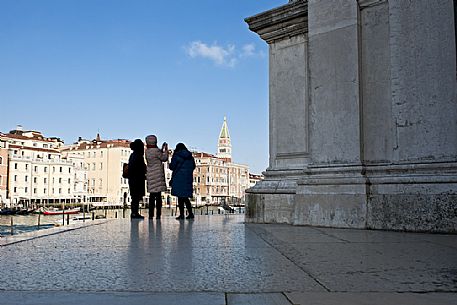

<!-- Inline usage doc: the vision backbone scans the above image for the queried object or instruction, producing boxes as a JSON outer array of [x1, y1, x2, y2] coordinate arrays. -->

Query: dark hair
[[174, 143, 187, 152], [130, 139, 144, 152]]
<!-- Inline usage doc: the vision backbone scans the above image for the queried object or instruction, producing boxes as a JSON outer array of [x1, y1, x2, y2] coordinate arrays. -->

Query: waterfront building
[[192, 152, 249, 205], [0, 127, 80, 208], [0, 119, 254, 209], [62, 135, 130, 204], [189, 118, 250, 205], [60, 150, 88, 202], [249, 173, 263, 188], [0, 139, 8, 207]]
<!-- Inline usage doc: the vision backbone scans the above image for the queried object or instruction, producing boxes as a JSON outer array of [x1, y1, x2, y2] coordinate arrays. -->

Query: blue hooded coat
[[169, 148, 195, 198]]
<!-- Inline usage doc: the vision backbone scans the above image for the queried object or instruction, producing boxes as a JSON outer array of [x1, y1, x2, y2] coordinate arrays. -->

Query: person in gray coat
[[169, 143, 196, 220], [145, 135, 168, 219]]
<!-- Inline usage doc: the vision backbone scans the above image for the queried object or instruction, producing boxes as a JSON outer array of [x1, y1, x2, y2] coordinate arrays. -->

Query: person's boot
[[149, 209, 154, 219], [176, 205, 184, 220], [156, 209, 161, 220], [184, 200, 193, 218]]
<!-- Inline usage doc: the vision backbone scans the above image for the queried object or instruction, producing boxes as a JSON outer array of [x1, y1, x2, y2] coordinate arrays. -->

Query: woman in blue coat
[[169, 143, 196, 219]]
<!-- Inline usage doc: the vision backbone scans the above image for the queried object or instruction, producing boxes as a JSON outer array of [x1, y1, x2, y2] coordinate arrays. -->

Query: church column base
[[294, 165, 368, 228], [364, 162, 457, 233], [247, 163, 457, 233], [245, 168, 302, 224]]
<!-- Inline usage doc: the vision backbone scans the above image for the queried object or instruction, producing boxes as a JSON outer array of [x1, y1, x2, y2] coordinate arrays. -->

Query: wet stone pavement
[[0, 214, 456, 305]]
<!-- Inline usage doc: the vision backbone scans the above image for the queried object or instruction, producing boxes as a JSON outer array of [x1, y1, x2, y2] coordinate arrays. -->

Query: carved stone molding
[[358, 0, 387, 9], [245, 1, 308, 44]]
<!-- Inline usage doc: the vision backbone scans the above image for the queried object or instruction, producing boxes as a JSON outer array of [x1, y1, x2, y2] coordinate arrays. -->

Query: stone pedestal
[[245, 0, 457, 232]]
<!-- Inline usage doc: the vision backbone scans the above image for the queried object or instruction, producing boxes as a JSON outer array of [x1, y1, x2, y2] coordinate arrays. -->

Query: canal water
[[0, 205, 244, 236]]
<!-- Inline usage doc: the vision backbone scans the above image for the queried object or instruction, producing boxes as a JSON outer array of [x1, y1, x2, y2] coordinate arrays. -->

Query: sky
[[0, 0, 287, 174]]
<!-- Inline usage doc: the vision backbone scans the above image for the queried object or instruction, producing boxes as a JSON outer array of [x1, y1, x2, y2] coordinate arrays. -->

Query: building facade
[[192, 152, 249, 205], [0, 127, 81, 208], [190, 118, 250, 205], [0, 139, 8, 206], [0, 119, 254, 209], [62, 135, 130, 204], [245, 0, 457, 232], [249, 173, 263, 188]]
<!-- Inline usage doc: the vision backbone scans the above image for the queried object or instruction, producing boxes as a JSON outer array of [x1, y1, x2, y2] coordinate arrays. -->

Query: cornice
[[358, 0, 387, 9], [245, 0, 308, 44]]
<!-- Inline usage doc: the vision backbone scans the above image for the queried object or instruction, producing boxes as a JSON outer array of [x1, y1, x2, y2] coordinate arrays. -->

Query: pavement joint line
[[0, 220, 111, 247], [309, 226, 352, 243], [421, 239, 457, 251], [326, 289, 457, 293], [246, 225, 332, 292], [282, 291, 296, 304]]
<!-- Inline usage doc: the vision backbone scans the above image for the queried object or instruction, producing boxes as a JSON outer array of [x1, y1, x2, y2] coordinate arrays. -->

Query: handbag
[[122, 163, 129, 178]]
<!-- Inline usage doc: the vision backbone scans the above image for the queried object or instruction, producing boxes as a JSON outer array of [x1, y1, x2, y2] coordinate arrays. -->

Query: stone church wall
[[246, 0, 457, 232]]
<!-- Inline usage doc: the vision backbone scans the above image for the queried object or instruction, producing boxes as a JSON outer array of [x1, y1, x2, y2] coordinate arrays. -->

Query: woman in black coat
[[169, 143, 196, 220], [128, 139, 146, 219]]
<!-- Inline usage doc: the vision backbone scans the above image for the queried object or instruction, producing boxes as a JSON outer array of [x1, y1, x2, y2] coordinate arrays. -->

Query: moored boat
[[42, 207, 81, 215]]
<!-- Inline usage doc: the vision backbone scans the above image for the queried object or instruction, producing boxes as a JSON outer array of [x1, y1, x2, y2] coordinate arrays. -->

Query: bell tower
[[217, 116, 232, 161]]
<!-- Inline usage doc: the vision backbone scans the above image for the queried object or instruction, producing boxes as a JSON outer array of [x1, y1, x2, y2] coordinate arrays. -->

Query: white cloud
[[241, 44, 256, 57], [185, 41, 263, 67], [185, 41, 236, 67]]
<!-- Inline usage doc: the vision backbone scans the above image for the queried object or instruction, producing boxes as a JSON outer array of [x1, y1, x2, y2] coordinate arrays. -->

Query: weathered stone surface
[[286, 292, 457, 305], [308, 0, 361, 164], [246, 193, 295, 224], [270, 35, 309, 169], [360, 0, 393, 163], [388, 0, 457, 162], [245, 0, 457, 232]]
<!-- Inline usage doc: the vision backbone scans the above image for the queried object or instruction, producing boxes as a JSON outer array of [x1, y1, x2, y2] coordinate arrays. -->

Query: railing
[[0, 205, 245, 236]]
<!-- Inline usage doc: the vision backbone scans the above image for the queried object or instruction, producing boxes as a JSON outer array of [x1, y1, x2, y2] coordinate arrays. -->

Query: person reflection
[[127, 219, 147, 286], [170, 220, 194, 275]]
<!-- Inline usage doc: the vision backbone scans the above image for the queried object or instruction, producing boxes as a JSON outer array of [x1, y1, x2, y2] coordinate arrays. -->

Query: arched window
[[0, 156, 3, 165]]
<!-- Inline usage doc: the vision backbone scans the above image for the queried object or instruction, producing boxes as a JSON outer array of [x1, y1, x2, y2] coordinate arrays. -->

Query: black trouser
[[149, 192, 162, 218], [131, 195, 141, 216], [177, 197, 193, 217]]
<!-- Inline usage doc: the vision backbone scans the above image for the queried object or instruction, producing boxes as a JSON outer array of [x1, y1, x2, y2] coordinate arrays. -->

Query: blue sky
[[0, 0, 286, 174]]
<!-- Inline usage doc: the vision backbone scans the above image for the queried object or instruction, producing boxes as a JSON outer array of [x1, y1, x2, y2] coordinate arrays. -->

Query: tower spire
[[217, 116, 232, 161]]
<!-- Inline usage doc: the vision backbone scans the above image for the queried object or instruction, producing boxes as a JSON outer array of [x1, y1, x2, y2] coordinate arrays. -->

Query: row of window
[[13, 150, 60, 160], [75, 149, 129, 158], [198, 167, 247, 175], [11, 163, 72, 174], [12, 176, 72, 184], [88, 163, 103, 171], [10, 141, 52, 149], [13, 187, 71, 195]]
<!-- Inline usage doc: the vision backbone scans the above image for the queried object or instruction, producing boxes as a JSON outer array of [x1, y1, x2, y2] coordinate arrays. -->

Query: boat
[[42, 207, 81, 215], [0, 208, 16, 215], [72, 215, 91, 221], [0, 208, 35, 215]]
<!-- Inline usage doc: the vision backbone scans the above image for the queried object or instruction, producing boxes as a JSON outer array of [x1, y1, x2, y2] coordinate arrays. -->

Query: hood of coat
[[130, 139, 145, 155], [174, 149, 192, 160]]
